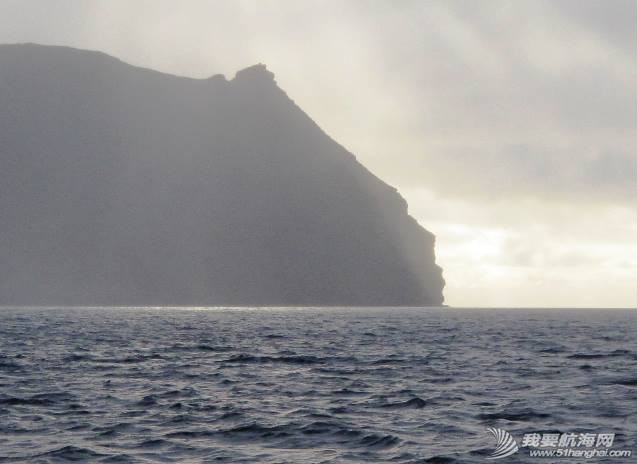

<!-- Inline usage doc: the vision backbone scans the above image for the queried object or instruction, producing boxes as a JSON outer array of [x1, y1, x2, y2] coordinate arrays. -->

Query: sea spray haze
[[0, 44, 443, 307]]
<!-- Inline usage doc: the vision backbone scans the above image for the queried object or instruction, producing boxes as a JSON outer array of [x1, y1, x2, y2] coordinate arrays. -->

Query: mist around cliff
[[0, 43, 444, 306]]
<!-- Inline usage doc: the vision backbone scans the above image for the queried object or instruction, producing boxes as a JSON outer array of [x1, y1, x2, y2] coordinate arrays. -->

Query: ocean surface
[[0, 307, 635, 463]]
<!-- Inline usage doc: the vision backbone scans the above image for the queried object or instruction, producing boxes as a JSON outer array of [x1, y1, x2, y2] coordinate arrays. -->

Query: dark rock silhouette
[[0, 44, 444, 306]]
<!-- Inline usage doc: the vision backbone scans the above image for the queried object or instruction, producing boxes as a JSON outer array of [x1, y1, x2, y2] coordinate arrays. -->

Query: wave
[[32, 445, 107, 461], [0, 360, 23, 372], [358, 433, 400, 448], [425, 457, 457, 463], [222, 354, 324, 365], [0, 392, 75, 407], [169, 343, 233, 352], [63, 353, 166, 363], [379, 397, 429, 409], [568, 349, 632, 359], [478, 408, 551, 422], [609, 377, 637, 386]]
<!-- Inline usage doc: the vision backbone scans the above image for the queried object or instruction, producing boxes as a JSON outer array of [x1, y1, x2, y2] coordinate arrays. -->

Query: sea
[[0, 307, 635, 463]]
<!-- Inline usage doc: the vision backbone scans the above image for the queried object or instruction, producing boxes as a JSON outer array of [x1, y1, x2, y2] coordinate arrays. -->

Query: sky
[[1, 0, 635, 307]]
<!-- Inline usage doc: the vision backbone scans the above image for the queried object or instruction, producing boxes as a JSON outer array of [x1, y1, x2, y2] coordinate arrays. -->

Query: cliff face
[[0, 44, 444, 306]]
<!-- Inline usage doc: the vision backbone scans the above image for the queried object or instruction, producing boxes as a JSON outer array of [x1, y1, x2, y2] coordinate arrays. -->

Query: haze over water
[[1, 307, 635, 463]]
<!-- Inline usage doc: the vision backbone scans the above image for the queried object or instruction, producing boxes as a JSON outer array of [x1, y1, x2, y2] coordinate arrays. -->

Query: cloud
[[554, 0, 637, 55], [340, 1, 637, 204]]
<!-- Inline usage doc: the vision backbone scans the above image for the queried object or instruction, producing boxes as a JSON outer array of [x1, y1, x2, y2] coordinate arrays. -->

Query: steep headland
[[0, 43, 444, 306]]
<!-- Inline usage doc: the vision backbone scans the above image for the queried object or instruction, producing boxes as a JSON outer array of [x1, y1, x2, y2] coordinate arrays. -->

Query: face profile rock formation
[[0, 44, 445, 306]]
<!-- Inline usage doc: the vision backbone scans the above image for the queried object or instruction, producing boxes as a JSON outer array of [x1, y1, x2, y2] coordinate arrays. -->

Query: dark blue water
[[0, 307, 635, 463]]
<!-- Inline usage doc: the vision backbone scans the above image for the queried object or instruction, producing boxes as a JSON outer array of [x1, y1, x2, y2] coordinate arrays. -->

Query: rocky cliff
[[0, 44, 444, 306]]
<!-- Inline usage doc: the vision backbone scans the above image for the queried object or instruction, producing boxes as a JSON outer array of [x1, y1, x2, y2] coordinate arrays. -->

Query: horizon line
[[0, 305, 635, 311]]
